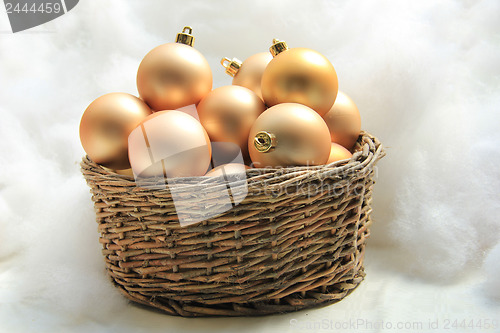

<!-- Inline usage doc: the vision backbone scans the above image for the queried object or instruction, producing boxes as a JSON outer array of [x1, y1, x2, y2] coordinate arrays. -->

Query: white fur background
[[1, 0, 499, 332]]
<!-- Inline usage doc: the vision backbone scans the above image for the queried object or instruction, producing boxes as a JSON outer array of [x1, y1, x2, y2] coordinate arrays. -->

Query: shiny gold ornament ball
[[221, 52, 272, 100], [79, 92, 152, 170], [128, 110, 212, 178], [327, 142, 353, 164], [322, 91, 361, 150], [261, 40, 338, 116], [197, 85, 266, 157], [205, 163, 250, 177], [136, 27, 212, 111], [248, 103, 331, 168]]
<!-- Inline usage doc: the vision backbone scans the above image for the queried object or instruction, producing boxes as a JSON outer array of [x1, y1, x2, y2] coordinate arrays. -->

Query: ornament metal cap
[[176, 26, 195, 46], [254, 131, 277, 153], [220, 57, 242, 77], [269, 39, 289, 57]]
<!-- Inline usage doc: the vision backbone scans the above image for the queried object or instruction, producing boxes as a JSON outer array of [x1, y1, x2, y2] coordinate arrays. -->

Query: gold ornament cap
[[254, 131, 277, 153], [220, 57, 242, 77], [176, 26, 195, 46], [269, 39, 289, 57]]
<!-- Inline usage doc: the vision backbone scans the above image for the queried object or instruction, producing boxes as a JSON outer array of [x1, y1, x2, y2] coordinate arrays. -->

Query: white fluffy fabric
[[1, 0, 499, 331], [484, 243, 500, 300]]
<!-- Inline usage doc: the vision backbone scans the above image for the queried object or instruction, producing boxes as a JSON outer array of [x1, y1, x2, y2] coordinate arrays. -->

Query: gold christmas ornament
[[136, 26, 212, 111], [128, 110, 212, 178], [221, 52, 272, 100], [79, 92, 152, 170], [327, 142, 353, 164], [205, 163, 250, 177], [261, 39, 338, 116], [322, 91, 361, 150], [197, 85, 265, 158], [210, 141, 249, 167], [248, 103, 331, 168]]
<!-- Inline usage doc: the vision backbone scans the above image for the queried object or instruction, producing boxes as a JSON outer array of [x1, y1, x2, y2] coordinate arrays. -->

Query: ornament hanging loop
[[221, 57, 230, 66], [220, 57, 242, 77], [254, 131, 276, 153], [176, 26, 195, 46]]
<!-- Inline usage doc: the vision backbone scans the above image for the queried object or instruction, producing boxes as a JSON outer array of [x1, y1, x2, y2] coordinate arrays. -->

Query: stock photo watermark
[[290, 317, 499, 331], [3, 0, 79, 33]]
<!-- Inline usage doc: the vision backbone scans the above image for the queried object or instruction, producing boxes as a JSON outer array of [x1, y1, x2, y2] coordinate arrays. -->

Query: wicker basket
[[81, 131, 384, 317]]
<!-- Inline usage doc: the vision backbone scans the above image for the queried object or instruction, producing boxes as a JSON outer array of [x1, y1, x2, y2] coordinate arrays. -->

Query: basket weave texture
[[81, 131, 384, 317]]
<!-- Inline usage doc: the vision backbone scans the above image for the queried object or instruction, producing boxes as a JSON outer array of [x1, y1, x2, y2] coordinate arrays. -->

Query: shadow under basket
[[81, 131, 385, 317]]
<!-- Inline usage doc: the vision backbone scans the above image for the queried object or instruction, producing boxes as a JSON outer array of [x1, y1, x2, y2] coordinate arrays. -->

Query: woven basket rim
[[82, 130, 384, 187]]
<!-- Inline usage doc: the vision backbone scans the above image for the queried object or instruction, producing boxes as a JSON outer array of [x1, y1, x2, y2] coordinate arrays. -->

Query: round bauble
[[210, 141, 248, 167], [248, 103, 331, 168], [197, 85, 265, 157], [136, 27, 212, 111], [205, 163, 250, 177], [261, 40, 338, 116], [79, 92, 152, 170], [221, 52, 272, 100], [322, 91, 361, 150], [128, 110, 212, 178], [327, 142, 353, 164]]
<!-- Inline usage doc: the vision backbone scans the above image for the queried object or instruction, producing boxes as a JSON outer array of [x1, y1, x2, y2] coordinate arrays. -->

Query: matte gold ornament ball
[[221, 52, 273, 100], [79, 92, 152, 170], [136, 27, 212, 111], [261, 40, 338, 116], [248, 103, 331, 168], [327, 142, 353, 164], [128, 110, 212, 178], [197, 85, 266, 158], [322, 91, 361, 150]]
